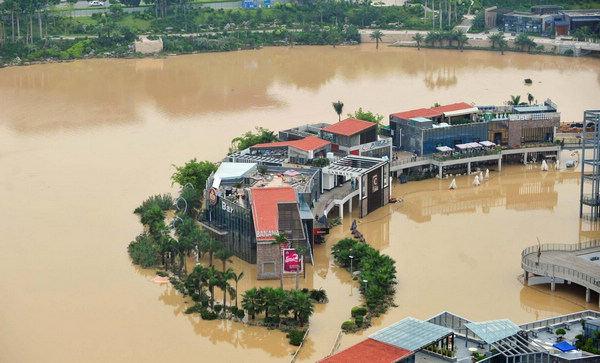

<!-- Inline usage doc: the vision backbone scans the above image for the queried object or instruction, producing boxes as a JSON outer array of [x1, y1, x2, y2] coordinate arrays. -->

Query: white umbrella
[[449, 178, 457, 190], [556, 160, 560, 169], [473, 175, 480, 187], [541, 160, 548, 171], [485, 169, 489, 179], [479, 171, 483, 181]]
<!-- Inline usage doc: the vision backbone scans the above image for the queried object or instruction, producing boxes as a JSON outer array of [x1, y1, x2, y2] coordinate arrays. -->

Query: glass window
[[263, 262, 276, 274]]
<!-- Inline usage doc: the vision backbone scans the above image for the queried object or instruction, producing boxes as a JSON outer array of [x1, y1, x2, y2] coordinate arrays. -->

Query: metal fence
[[518, 310, 600, 331]]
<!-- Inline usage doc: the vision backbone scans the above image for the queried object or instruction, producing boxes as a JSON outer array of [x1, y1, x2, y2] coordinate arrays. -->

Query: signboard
[[282, 248, 303, 274], [372, 173, 379, 192], [209, 188, 218, 205]]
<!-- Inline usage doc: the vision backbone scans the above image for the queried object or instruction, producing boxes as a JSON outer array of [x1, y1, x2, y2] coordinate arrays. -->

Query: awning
[[443, 107, 479, 117], [553, 341, 577, 352], [478, 141, 496, 147], [436, 146, 453, 152]]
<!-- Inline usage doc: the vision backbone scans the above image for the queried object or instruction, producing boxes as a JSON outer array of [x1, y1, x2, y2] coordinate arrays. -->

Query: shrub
[[214, 304, 223, 313], [341, 321, 355, 331], [236, 309, 245, 319], [309, 289, 328, 303], [351, 306, 367, 317], [287, 330, 304, 346], [355, 315, 364, 327], [134, 194, 174, 214], [128, 233, 161, 268], [230, 306, 239, 315], [201, 310, 218, 320], [555, 328, 566, 336], [564, 49, 574, 56], [184, 305, 204, 314]]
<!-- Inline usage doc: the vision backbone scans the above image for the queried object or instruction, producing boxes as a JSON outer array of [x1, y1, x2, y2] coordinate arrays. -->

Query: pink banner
[[282, 249, 303, 274]]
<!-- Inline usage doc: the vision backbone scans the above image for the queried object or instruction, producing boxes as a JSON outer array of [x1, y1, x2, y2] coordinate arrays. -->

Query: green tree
[[348, 107, 384, 131], [171, 158, 217, 192], [271, 232, 289, 288], [508, 95, 524, 106], [527, 93, 534, 105], [215, 248, 234, 272], [128, 233, 161, 268], [290, 289, 313, 327], [455, 29, 468, 52], [242, 287, 262, 319], [232, 271, 244, 308], [413, 32, 424, 50], [370, 29, 383, 49], [229, 127, 278, 153], [200, 237, 221, 267], [203, 265, 221, 309], [220, 267, 235, 308], [332, 100, 344, 122], [514, 33, 535, 52]]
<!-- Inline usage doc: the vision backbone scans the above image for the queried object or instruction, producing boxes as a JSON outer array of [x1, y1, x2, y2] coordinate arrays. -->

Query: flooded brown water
[[1, 45, 600, 362]]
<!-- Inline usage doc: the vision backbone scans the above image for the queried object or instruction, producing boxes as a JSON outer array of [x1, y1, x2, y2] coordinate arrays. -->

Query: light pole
[[349, 255, 354, 274], [363, 279, 368, 292]]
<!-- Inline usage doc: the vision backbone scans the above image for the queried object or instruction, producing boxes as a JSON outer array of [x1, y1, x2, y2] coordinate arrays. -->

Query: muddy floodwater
[[1, 45, 600, 362]]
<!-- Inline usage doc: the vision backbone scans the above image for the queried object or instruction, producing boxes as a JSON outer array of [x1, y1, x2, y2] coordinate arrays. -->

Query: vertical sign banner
[[282, 248, 303, 274]]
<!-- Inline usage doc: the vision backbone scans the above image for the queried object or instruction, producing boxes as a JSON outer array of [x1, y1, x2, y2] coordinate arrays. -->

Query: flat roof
[[513, 105, 554, 113], [391, 108, 443, 120], [250, 187, 297, 241], [410, 117, 432, 122], [370, 317, 453, 352], [214, 162, 257, 180], [318, 338, 413, 363], [251, 136, 331, 152], [321, 118, 376, 137], [465, 320, 522, 344], [323, 155, 388, 177]]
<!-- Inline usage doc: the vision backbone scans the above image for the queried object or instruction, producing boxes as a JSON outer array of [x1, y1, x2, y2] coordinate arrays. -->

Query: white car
[[89, 1, 104, 6]]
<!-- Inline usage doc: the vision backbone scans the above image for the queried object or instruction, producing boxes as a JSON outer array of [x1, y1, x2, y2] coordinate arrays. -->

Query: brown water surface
[[1, 45, 600, 362]]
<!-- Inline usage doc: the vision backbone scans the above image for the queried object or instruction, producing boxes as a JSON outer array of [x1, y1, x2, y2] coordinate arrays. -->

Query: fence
[[518, 310, 600, 331], [289, 328, 310, 363]]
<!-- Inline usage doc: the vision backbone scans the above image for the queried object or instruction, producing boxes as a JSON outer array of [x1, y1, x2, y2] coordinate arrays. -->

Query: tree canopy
[[171, 158, 217, 192], [229, 127, 278, 153]]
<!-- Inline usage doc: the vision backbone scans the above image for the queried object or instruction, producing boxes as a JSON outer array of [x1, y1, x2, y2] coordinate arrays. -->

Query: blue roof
[[553, 341, 577, 352]]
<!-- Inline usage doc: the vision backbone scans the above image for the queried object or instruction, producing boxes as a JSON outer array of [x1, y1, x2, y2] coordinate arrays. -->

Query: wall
[[257, 243, 281, 280], [134, 36, 163, 54], [507, 118, 560, 146]]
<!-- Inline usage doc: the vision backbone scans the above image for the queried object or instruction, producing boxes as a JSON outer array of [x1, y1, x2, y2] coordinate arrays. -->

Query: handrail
[[519, 310, 600, 331], [327, 330, 344, 357], [521, 240, 600, 292]]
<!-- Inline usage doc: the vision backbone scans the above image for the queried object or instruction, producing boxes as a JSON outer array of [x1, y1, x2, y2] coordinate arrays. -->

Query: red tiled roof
[[318, 339, 413, 363], [390, 108, 443, 120], [251, 136, 331, 152], [321, 118, 376, 137], [250, 187, 297, 241], [288, 136, 331, 152], [431, 102, 475, 113]]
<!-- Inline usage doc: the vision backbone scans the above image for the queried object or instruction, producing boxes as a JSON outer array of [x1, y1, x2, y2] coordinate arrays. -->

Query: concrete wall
[[134, 36, 163, 54], [507, 118, 560, 146], [256, 243, 281, 280]]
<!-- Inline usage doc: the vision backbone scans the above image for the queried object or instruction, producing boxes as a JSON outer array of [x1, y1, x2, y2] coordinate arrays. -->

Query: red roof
[[250, 187, 297, 241], [288, 136, 331, 152], [251, 136, 330, 152], [390, 108, 443, 120], [321, 118, 376, 137], [318, 339, 413, 363], [431, 102, 475, 113]]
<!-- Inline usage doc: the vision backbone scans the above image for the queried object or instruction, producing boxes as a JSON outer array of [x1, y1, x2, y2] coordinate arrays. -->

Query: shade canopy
[[283, 169, 302, 177], [370, 317, 453, 352], [465, 320, 521, 344], [436, 146, 453, 153], [478, 141, 496, 147]]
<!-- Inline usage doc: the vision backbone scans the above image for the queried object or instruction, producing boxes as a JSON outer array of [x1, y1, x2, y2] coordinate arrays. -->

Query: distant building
[[503, 6, 600, 36], [320, 118, 392, 159], [249, 136, 332, 165], [485, 6, 512, 29]]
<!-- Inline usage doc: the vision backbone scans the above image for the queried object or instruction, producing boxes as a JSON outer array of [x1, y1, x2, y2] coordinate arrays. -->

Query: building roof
[[370, 317, 453, 352], [431, 102, 478, 116], [251, 136, 330, 152], [318, 338, 413, 363], [250, 187, 297, 241], [288, 136, 331, 152], [391, 108, 442, 120], [214, 162, 257, 181], [465, 320, 521, 344], [321, 118, 376, 137]]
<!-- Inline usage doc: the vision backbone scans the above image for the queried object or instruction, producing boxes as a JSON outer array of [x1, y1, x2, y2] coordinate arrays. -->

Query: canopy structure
[[283, 169, 301, 177], [436, 146, 453, 153], [465, 320, 521, 344], [455, 142, 482, 151], [370, 317, 453, 352], [478, 141, 496, 147], [553, 341, 577, 352]]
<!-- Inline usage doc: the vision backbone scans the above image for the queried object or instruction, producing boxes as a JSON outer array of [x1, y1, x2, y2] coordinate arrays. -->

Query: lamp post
[[349, 255, 354, 274], [363, 279, 368, 292]]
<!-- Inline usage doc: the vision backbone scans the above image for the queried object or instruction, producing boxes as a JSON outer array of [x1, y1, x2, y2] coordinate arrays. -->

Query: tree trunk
[[439, 1, 442, 29], [11, 11, 15, 42], [448, 0, 450, 27], [38, 9, 43, 40], [432, 0, 435, 29], [376, 39, 379, 49], [17, 13, 20, 39], [29, 13, 33, 44], [295, 269, 299, 290], [223, 288, 227, 308]]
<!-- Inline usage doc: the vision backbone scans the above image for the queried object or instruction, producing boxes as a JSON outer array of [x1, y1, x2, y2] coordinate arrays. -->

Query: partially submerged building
[[320, 118, 392, 159]]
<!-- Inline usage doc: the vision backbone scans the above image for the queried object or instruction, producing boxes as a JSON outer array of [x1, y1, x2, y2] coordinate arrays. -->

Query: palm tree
[[291, 290, 314, 327], [332, 101, 344, 123], [413, 32, 424, 50], [515, 33, 536, 52], [508, 95, 522, 106], [220, 267, 235, 308], [370, 29, 383, 50], [292, 245, 305, 290], [215, 248, 234, 272], [232, 271, 244, 307], [203, 266, 221, 309], [455, 30, 468, 52], [200, 237, 221, 267], [527, 93, 534, 105], [241, 287, 261, 320], [187, 264, 208, 301], [497, 36, 508, 55]]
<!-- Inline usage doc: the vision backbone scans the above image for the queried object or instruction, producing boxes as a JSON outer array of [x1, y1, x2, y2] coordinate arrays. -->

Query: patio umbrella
[[541, 160, 549, 171], [556, 160, 560, 169], [283, 169, 301, 177], [485, 169, 489, 179], [473, 175, 480, 187], [449, 178, 457, 190]]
